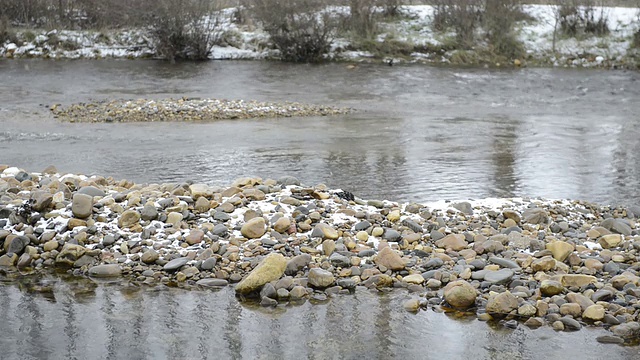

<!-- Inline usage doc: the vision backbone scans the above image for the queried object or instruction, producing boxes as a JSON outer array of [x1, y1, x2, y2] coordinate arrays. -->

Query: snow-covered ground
[[1, 5, 639, 68]]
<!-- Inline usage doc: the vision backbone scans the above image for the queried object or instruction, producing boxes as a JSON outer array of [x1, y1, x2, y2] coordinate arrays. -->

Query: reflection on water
[[0, 275, 638, 360], [1, 60, 640, 205]]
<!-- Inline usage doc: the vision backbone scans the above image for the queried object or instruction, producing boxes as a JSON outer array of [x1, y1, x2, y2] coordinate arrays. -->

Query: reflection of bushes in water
[[246, 0, 335, 63], [558, 1, 609, 37]]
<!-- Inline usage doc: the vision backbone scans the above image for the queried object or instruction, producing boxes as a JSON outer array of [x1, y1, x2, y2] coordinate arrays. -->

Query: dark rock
[[163, 257, 190, 272]]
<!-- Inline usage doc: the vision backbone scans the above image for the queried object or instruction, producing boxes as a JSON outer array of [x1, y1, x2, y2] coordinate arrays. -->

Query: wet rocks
[[4, 166, 640, 338], [486, 291, 518, 317], [241, 217, 266, 239], [443, 280, 477, 308], [235, 253, 287, 295], [51, 98, 352, 123], [88, 264, 122, 277], [164, 257, 190, 272], [118, 210, 140, 228], [308, 268, 335, 288], [374, 247, 405, 271]]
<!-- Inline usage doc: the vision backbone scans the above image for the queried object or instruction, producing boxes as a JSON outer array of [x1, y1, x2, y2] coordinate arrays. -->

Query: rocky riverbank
[[1, 165, 640, 343], [50, 98, 351, 122]]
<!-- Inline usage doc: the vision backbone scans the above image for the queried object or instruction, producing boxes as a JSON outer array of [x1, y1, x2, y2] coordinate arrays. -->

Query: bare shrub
[[1, 15, 19, 44], [0, 0, 50, 26], [347, 0, 378, 38], [379, 0, 402, 17], [148, 0, 221, 62], [484, 0, 525, 59], [431, 0, 483, 48], [558, 0, 609, 37], [247, 0, 335, 62]]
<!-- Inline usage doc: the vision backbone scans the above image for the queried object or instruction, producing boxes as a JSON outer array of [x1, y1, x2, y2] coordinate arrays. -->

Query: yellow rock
[[546, 241, 574, 262]]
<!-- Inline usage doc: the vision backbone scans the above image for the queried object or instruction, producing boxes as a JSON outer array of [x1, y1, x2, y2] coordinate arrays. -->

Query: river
[[1, 60, 640, 359]]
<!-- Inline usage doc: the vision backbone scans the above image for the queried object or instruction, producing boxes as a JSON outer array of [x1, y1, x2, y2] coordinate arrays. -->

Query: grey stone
[[488, 257, 521, 270], [484, 269, 514, 284], [196, 278, 228, 287], [88, 264, 122, 277], [78, 186, 106, 197], [382, 228, 401, 242], [164, 257, 190, 271], [308, 268, 335, 288], [140, 204, 158, 221], [285, 254, 312, 275], [452, 202, 473, 215], [523, 208, 547, 224], [260, 283, 277, 299], [329, 253, 351, 268], [560, 316, 582, 331], [72, 193, 93, 218], [201, 257, 217, 270], [212, 224, 228, 237], [402, 219, 423, 233], [354, 220, 371, 231], [278, 176, 300, 186]]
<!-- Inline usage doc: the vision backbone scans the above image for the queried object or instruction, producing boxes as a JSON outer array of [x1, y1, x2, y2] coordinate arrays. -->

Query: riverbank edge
[[1, 5, 639, 70], [1, 165, 640, 342]]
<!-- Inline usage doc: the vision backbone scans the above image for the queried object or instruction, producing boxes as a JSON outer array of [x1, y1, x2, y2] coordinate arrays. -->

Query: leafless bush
[[432, 0, 483, 48], [1, 16, 19, 44], [149, 0, 221, 62], [484, 0, 525, 59], [558, 0, 609, 37], [247, 0, 335, 62], [347, 0, 378, 38]]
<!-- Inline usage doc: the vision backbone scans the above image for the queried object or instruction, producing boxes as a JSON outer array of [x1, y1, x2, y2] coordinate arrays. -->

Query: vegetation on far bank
[[1, 0, 639, 67]]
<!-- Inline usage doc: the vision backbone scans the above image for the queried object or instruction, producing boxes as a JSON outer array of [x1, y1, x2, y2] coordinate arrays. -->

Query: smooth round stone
[[308, 268, 335, 288], [372, 227, 384, 237], [596, 335, 625, 344], [484, 269, 514, 284], [78, 186, 105, 197], [403, 273, 425, 284], [88, 264, 122, 277], [140, 204, 158, 221], [72, 193, 93, 219], [164, 257, 190, 271], [201, 257, 217, 270], [560, 316, 581, 331], [354, 220, 371, 231], [356, 231, 369, 241], [141, 249, 159, 264], [196, 278, 228, 287], [382, 229, 402, 242], [403, 299, 421, 312], [329, 253, 351, 268], [488, 257, 520, 269]]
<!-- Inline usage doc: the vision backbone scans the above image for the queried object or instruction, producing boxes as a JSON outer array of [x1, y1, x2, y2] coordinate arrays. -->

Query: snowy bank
[[1, 5, 639, 68]]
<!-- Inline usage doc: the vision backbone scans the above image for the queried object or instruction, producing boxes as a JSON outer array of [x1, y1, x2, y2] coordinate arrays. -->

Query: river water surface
[[1, 60, 640, 359]]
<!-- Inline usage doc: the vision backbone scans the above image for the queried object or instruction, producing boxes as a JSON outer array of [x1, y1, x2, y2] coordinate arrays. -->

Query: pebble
[[3, 167, 640, 337], [51, 98, 352, 123]]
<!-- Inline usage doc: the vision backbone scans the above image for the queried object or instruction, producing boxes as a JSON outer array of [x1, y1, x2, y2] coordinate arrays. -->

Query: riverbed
[[1, 59, 640, 359]]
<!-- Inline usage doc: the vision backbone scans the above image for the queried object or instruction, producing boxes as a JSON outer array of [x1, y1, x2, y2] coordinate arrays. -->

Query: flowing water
[[2, 60, 640, 204], [1, 59, 640, 359]]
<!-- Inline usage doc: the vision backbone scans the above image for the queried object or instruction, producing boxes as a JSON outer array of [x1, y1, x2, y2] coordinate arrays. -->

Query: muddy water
[[1, 60, 640, 204], [1, 60, 640, 359]]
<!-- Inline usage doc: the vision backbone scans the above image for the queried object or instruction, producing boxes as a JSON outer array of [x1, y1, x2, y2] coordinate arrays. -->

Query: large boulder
[[241, 217, 266, 239], [435, 234, 467, 251], [72, 193, 93, 219], [443, 280, 477, 308], [235, 253, 287, 295], [374, 247, 405, 271], [486, 291, 518, 317], [308, 268, 335, 288]]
